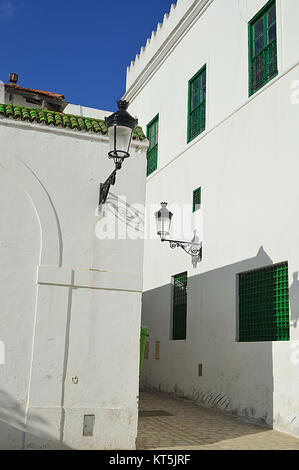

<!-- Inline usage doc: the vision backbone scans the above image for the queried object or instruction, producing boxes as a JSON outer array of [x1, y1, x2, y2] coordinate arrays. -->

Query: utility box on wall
[[83, 415, 95, 437]]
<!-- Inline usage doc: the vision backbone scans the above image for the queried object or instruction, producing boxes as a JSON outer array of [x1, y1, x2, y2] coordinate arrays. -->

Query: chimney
[[8, 73, 18, 84]]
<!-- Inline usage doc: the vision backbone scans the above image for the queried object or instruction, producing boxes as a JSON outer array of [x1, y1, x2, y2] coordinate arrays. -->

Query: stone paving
[[137, 391, 299, 450]]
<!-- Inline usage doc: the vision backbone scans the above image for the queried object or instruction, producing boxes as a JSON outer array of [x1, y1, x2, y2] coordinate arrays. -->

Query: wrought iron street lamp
[[155, 202, 202, 264], [99, 100, 138, 205]]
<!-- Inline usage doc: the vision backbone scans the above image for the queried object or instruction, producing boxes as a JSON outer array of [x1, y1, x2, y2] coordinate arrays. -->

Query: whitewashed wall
[[125, 0, 299, 437], [0, 115, 147, 449]]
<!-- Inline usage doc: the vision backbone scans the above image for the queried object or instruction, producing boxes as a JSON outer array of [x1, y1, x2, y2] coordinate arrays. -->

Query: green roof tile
[[13, 106, 22, 119], [0, 103, 146, 140], [5, 104, 13, 117], [54, 114, 63, 126], [30, 109, 39, 121], [21, 108, 31, 120]]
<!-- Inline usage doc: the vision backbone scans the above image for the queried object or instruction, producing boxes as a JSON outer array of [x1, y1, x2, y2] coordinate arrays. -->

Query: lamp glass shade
[[155, 202, 173, 239], [107, 124, 133, 162], [105, 100, 138, 166]]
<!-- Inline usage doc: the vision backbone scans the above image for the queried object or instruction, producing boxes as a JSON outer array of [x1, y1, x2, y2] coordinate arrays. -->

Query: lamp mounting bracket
[[99, 165, 121, 206], [161, 238, 202, 261]]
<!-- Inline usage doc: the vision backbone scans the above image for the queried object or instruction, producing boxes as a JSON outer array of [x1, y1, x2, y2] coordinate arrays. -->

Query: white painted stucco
[[64, 104, 113, 120], [0, 109, 147, 448], [125, 0, 299, 437]]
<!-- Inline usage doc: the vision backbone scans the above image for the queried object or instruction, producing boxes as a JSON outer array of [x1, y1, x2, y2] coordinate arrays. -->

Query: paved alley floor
[[137, 391, 299, 450]]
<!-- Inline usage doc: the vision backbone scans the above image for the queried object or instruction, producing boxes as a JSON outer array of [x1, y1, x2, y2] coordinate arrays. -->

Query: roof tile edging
[[0, 103, 146, 140]]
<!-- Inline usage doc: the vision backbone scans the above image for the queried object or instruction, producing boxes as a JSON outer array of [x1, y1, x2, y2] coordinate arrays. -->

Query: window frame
[[172, 272, 188, 341], [193, 187, 202, 213], [248, 0, 278, 96], [187, 64, 207, 144], [146, 113, 159, 176], [237, 262, 290, 342]]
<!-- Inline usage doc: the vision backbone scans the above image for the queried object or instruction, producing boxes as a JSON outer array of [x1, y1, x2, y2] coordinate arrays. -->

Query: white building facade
[[0, 82, 147, 449], [124, 0, 299, 437]]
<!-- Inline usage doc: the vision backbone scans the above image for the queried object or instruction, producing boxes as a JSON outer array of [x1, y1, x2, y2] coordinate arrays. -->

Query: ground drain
[[139, 410, 173, 417]]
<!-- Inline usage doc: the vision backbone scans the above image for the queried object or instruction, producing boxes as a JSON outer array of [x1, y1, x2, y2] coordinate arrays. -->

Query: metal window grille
[[172, 272, 187, 340], [193, 187, 201, 212], [146, 114, 159, 176], [249, 0, 278, 96], [188, 66, 206, 143], [239, 262, 289, 342]]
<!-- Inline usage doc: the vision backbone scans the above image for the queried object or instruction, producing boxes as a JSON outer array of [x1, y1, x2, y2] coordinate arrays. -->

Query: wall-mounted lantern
[[99, 100, 138, 205], [155, 202, 202, 266]]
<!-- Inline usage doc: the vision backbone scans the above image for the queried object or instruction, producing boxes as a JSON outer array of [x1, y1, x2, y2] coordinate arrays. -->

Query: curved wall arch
[[0, 152, 62, 267]]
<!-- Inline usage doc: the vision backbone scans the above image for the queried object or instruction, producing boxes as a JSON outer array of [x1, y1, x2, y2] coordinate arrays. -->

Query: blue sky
[[0, 0, 175, 111]]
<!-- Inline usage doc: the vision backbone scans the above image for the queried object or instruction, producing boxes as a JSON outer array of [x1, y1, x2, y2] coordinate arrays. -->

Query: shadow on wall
[[140, 246, 290, 429], [98, 192, 145, 233], [0, 390, 71, 450]]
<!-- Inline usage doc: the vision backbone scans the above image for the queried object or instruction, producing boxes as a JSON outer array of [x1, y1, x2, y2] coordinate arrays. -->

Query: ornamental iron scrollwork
[[164, 239, 202, 260]]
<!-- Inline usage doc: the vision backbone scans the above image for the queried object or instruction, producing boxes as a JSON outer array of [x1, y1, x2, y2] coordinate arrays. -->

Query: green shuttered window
[[193, 187, 201, 212], [188, 65, 206, 143], [172, 272, 187, 340], [239, 262, 289, 342], [146, 114, 159, 176], [249, 0, 278, 96]]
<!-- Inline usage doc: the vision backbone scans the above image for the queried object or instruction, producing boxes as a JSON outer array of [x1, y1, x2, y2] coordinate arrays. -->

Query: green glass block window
[[146, 114, 159, 176], [193, 187, 201, 212], [188, 65, 206, 143], [239, 262, 290, 342], [249, 0, 278, 96], [172, 272, 187, 340]]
